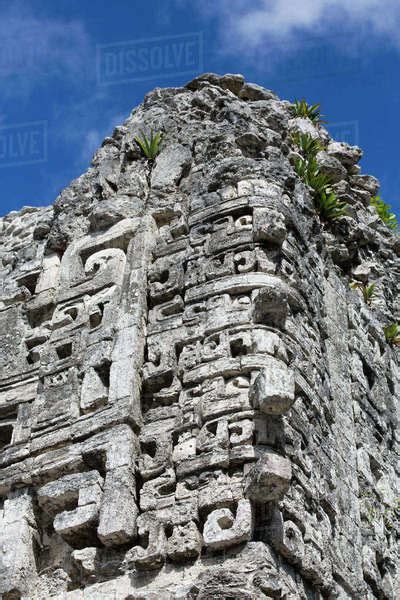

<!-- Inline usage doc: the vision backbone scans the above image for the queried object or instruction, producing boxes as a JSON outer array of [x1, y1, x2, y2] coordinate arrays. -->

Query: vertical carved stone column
[[0, 490, 40, 598]]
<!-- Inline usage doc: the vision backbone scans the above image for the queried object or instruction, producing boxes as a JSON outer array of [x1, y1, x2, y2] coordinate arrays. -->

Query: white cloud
[[200, 0, 400, 52], [0, 2, 90, 98]]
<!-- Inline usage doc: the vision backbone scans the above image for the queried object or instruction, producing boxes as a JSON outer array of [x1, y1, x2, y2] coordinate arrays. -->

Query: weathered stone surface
[[166, 520, 202, 562], [244, 451, 292, 502], [327, 140, 363, 167], [250, 364, 295, 414], [0, 73, 398, 599], [203, 498, 253, 550]]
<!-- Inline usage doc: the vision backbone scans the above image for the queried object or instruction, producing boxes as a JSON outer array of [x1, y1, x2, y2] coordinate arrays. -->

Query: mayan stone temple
[[0, 73, 399, 599]]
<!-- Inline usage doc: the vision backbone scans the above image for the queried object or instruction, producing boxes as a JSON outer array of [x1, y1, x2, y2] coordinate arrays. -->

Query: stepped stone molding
[[0, 73, 398, 599]]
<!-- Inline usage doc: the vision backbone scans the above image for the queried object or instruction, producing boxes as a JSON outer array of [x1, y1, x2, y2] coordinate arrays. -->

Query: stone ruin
[[0, 73, 398, 599]]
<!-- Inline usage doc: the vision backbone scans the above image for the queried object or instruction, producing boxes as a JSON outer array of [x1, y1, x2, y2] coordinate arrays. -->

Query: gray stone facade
[[0, 73, 398, 599]]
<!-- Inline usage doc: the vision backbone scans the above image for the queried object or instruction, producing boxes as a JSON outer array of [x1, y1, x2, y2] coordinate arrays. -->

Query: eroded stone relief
[[0, 73, 398, 599]]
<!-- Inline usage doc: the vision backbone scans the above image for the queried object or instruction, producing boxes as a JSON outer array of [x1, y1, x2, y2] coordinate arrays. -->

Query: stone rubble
[[0, 72, 398, 599]]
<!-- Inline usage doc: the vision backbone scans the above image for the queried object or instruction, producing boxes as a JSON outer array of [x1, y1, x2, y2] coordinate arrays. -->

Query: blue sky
[[1, 0, 400, 218]]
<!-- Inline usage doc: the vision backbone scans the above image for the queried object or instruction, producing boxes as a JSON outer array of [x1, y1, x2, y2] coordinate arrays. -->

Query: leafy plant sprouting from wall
[[350, 281, 376, 306], [293, 99, 326, 125], [134, 130, 162, 161], [383, 323, 400, 346], [370, 196, 399, 231], [291, 132, 323, 157], [315, 190, 348, 221], [291, 132, 348, 221]]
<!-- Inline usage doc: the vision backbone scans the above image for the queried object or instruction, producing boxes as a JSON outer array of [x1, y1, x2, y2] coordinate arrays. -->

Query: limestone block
[[97, 466, 138, 546], [203, 498, 253, 550], [252, 284, 289, 328], [71, 546, 99, 577], [151, 143, 192, 189], [58, 218, 140, 299], [80, 366, 108, 413], [244, 451, 292, 502], [140, 468, 176, 512], [239, 82, 276, 101], [288, 116, 327, 141], [251, 328, 288, 360], [148, 256, 185, 304], [0, 490, 39, 598], [84, 340, 113, 368], [172, 432, 196, 464], [198, 474, 243, 513], [229, 418, 254, 446], [316, 151, 347, 183], [196, 418, 229, 452], [108, 359, 141, 422], [35, 252, 61, 293], [89, 196, 142, 230], [31, 367, 80, 433], [250, 365, 295, 415], [350, 174, 379, 195], [54, 504, 99, 539], [253, 208, 287, 245], [233, 250, 257, 274], [186, 72, 244, 94], [82, 425, 138, 471], [38, 471, 103, 515], [327, 141, 363, 168], [175, 448, 229, 478], [128, 515, 167, 569], [166, 521, 202, 562], [38, 470, 103, 546], [301, 541, 332, 588], [0, 304, 26, 377], [268, 509, 304, 564], [139, 432, 173, 480], [207, 222, 253, 255]]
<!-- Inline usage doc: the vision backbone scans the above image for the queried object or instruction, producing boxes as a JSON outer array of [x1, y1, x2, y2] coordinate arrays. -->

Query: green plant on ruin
[[292, 138, 329, 194], [350, 281, 377, 306], [134, 129, 162, 161], [304, 158, 332, 196], [370, 196, 398, 231], [291, 132, 348, 222], [315, 190, 348, 221], [383, 323, 400, 346], [293, 99, 326, 124], [291, 132, 323, 157]]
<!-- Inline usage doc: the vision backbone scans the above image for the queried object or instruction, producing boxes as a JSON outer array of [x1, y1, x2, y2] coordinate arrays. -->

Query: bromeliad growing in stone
[[134, 129, 162, 161], [292, 99, 326, 124], [384, 323, 400, 346], [350, 281, 377, 306], [315, 190, 348, 222], [370, 196, 398, 231], [291, 132, 323, 158], [291, 132, 348, 221]]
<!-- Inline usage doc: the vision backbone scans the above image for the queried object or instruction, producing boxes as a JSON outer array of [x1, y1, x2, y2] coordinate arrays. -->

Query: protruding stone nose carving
[[250, 364, 295, 415], [244, 451, 292, 503]]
